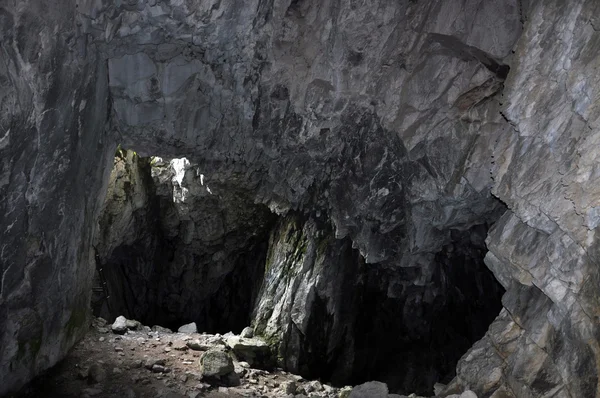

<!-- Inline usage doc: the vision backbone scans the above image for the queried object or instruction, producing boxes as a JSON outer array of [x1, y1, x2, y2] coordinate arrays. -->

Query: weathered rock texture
[[0, 1, 113, 394], [252, 215, 502, 393], [3, 0, 600, 397], [94, 151, 275, 332], [444, 2, 600, 397]]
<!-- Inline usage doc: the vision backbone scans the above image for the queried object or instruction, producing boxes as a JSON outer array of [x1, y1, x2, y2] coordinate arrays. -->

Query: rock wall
[[252, 215, 503, 394], [3, 0, 600, 396], [0, 1, 113, 395], [445, 1, 600, 397]]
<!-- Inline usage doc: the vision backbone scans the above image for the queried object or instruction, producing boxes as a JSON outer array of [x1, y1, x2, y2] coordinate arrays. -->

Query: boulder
[[240, 327, 254, 338], [200, 349, 234, 378], [447, 391, 478, 398], [125, 319, 141, 330], [225, 336, 270, 365], [178, 322, 198, 334], [111, 316, 128, 334], [152, 325, 173, 334], [348, 381, 388, 398]]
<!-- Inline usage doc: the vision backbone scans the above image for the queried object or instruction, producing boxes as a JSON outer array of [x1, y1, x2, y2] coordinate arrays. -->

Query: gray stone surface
[[111, 316, 128, 334], [200, 349, 234, 378], [0, 1, 112, 395], [178, 322, 197, 334], [251, 214, 502, 392], [241, 327, 254, 339], [348, 381, 388, 398], [3, 0, 600, 397]]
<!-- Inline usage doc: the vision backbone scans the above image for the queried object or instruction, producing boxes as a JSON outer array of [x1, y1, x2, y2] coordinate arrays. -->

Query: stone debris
[[111, 316, 128, 334], [241, 327, 254, 338], [16, 316, 474, 397], [178, 322, 198, 334]]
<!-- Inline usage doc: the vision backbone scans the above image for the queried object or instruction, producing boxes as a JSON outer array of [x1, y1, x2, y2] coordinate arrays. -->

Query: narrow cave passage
[[90, 149, 505, 396], [92, 149, 277, 334], [349, 225, 505, 394]]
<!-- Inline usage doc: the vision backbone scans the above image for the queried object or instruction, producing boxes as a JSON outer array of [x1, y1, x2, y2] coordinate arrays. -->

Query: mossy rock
[[200, 349, 234, 377]]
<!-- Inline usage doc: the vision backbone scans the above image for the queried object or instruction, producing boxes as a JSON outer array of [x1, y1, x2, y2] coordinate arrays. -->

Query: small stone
[[283, 381, 298, 395], [132, 359, 143, 368], [76, 369, 88, 380], [126, 319, 141, 330], [112, 316, 128, 334], [164, 347, 172, 352], [152, 325, 174, 334], [114, 346, 123, 352], [178, 322, 198, 334], [87, 363, 106, 384], [348, 381, 388, 398], [98, 337, 105, 342], [124, 389, 136, 398], [152, 364, 167, 373], [240, 327, 254, 338], [113, 367, 123, 374], [173, 339, 188, 351], [81, 387, 103, 396], [145, 358, 166, 369], [337, 386, 352, 398], [186, 340, 210, 351], [309, 381, 323, 392], [218, 387, 228, 393]]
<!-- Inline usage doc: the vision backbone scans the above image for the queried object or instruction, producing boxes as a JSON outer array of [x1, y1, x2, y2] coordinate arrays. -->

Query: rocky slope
[[2, 0, 600, 397]]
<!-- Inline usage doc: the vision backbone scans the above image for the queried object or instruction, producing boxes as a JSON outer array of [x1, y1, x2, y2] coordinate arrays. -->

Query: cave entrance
[[91, 149, 277, 333], [349, 224, 505, 394], [252, 214, 505, 396], [91, 149, 505, 395]]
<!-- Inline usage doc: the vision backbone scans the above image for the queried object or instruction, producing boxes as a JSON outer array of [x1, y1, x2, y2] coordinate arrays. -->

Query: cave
[[3, 1, 600, 398], [87, 149, 505, 395]]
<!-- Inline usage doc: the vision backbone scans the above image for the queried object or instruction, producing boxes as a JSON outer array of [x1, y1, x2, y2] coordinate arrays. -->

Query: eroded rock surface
[[4, 0, 600, 397], [443, 2, 600, 396], [94, 151, 275, 332], [252, 215, 502, 393], [0, 1, 113, 394]]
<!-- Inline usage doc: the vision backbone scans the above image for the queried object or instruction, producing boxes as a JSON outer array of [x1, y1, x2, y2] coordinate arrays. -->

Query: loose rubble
[[12, 316, 478, 398]]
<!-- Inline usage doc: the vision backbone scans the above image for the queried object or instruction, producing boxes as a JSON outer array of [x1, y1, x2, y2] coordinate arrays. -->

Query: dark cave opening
[[91, 150, 277, 334], [348, 224, 505, 394], [91, 151, 505, 395], [269, 215, 506, 396]]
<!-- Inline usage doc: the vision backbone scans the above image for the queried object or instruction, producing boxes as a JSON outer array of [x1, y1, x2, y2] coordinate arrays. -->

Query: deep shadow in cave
[[92, 151, 505, 395], [273, 215, 506, 395], [91, 150, 277, 334], [350, 225, 505, 394]]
